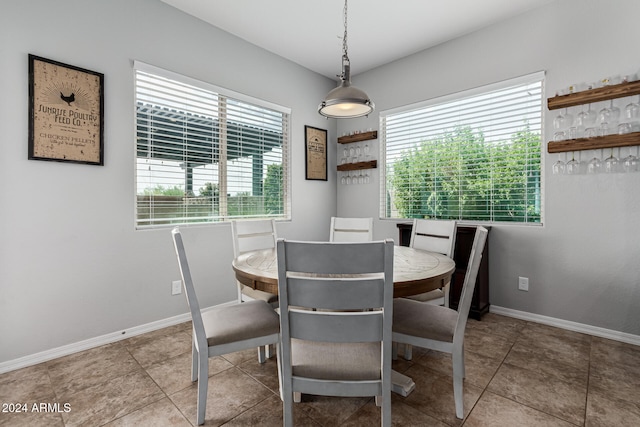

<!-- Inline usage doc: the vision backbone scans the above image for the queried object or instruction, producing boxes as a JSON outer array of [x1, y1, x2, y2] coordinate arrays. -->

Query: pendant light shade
[[318, 0, 374, 119]]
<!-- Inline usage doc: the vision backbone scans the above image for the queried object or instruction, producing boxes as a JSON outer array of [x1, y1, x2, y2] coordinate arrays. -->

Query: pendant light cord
[[342, 0, 349, 59]]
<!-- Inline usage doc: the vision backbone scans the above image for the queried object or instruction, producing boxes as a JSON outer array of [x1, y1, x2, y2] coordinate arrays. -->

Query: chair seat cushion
[[241, 285, 279, 304], [392, 298, 457, 343], [202, 300, 279, 346], [291, 339, 381, 381]]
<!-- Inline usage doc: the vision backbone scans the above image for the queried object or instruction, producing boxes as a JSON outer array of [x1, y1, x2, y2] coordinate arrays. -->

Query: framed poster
[[304, 125, 327, 181], [28, 54, 104, 165]]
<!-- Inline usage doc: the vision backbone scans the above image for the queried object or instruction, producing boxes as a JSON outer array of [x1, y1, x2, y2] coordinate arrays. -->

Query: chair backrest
[[171, 228, 208, 355], [276, 238, 394, 392], [231, 219, 277, 257], [329, 217, 373, 242], [453, 226, 488, 345], [409, 219, 457, 257]]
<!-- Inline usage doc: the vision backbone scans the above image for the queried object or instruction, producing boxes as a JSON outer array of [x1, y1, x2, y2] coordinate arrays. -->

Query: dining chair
[[231, 219, 279, 307], [276, 238, 394, 427], [231, 219, 280, 361], [329, 216, 373, 242], [392, 226, 488, 420], [171, 228, 280, 425], [401, 219, 457, 360], [406, 218, 457, 306]]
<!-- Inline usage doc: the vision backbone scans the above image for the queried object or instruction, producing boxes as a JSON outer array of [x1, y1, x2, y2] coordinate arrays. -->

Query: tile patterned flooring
[[1, 313, 639, 426]]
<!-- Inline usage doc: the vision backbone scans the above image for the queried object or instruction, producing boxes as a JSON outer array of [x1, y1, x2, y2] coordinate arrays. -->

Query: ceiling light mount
[[318, 0, 374, 119]]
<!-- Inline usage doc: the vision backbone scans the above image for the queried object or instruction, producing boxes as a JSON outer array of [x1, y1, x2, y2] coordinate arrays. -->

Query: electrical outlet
[[518, 276, 529, 291], [172, 280, 182, 295]]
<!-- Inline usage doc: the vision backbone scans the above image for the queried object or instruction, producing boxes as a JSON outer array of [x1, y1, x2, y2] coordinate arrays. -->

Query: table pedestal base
[[391, 370, 415, 397]]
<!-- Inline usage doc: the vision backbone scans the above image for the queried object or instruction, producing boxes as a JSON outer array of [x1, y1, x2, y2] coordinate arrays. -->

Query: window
[[134, 62, 291, 229], [381, 72, 544, 224]]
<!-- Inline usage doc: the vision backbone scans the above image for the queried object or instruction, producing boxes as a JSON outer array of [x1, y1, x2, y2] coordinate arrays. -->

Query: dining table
[[231, 244, 456, 396]]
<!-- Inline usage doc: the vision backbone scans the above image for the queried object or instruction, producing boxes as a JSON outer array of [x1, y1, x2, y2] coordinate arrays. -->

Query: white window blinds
[[134, 62, 291, 229], [381, 72, 544, 224]]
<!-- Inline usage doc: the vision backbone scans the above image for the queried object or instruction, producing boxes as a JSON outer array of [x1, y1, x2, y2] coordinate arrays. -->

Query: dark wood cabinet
[[397, 223, 490, 320]]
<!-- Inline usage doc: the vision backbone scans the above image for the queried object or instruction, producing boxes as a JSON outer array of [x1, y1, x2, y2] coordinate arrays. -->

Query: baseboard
[[0, 302, 234, 375], [490, 305, 640, 347], [4, 304, 638, 375]]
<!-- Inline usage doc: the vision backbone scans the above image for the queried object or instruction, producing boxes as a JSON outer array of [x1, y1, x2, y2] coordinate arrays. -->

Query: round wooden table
[[232, 245, 455, 298]]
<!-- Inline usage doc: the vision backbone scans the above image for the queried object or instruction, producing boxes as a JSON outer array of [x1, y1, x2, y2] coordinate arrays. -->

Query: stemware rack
[[337, 130, 377, 171], [547, 81, 640, 153]]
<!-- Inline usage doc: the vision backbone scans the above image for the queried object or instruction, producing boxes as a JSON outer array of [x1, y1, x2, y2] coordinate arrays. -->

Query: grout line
[[474, 320, 588, 426], [583, 335, 594, 426]]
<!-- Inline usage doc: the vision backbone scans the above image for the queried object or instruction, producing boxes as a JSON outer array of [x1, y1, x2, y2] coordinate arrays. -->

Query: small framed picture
[[304, 125, 327, 181], [28, 54, 104, 165]]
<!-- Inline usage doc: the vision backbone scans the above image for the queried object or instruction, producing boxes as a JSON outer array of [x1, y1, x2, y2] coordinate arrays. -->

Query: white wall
[[339, 0, 640, 335], [0, 0, 338, 364]]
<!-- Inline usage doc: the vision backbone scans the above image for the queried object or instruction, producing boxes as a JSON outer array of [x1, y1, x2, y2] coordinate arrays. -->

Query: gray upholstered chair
[[402, 218, 457, 360], [329, 216, 373, 242], [392, 226, 488, 420], [276, 238, 394, 427], [172, 227, 280, 425]]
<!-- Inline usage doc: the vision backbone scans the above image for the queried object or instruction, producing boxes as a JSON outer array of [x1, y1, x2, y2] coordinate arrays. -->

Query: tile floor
[[1, 313, 639, 426]]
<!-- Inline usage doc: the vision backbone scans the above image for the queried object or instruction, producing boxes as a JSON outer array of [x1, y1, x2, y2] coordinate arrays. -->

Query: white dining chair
[[329, 216, 373, 242], [406, 218, 457, 306], [401, 219, 457, 360], [392, 226, 488, 420], [231, 219, 279, 307], [276, 238, 394, 427], [171, 227, 280, 425], [231, 219, 280, 361]]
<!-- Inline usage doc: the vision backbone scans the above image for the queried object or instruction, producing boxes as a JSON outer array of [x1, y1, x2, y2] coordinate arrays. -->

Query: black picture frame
[[28, 54, 104, 165], [304, 125, 327, 181]]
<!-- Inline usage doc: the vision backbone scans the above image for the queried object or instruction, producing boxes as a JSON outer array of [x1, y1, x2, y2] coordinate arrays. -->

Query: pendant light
[[318, 0, 374, 119]]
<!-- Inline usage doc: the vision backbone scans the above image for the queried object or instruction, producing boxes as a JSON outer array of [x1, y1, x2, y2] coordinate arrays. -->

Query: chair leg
[[191, 341, 198, 382], [462, 343, 466, 379], [258, 346, 266, 363], [265, 344, 275, 359], [443, 283, 450, 308], [276, 344, 284, 401], [392, 342, 398, 360], [283, 391, 294, 427], [404, 344, 413, 361], [382, 394, 391, 427], [375, 395, 382, 407], [196, 353, 209, 425], [452, 349, 464, 419], [278, 343, 294, 427], [293, 392, 302, 403]]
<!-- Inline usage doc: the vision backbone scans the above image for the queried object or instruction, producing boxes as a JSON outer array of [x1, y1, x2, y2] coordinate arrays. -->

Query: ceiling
[[161, 0, 555, 80]]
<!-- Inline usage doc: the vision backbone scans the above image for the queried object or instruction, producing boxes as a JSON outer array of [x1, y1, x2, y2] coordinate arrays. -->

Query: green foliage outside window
[[142, 185, 187, 196], [137, 161, 284, 226], [264, 164, 284, 215], [389, 124, 541, 223]]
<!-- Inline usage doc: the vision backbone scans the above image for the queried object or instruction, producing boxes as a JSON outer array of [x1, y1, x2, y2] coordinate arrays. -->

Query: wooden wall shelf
[[547, 132, 640, 153], [337, 160, 377, 171], [548, 80, 640, 110], [337, 130, 378, 144], [338, 130, 378, 172], [547, 80, 640, 152]]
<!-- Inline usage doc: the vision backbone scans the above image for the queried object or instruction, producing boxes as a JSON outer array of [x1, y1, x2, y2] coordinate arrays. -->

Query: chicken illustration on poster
[[28, 55, 104, 165]]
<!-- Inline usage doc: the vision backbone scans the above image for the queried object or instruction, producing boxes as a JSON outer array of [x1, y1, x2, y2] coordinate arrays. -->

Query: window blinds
[[380, 72, 544, 224], [134, 62, 290, 229]]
